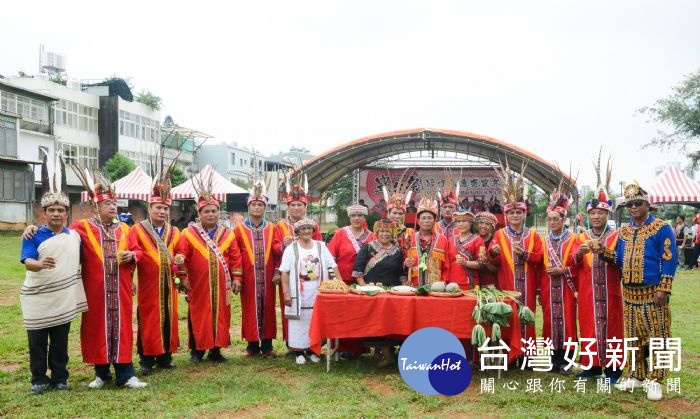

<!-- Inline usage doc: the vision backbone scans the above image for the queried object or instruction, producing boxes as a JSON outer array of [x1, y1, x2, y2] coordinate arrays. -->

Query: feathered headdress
[[437, 170, 460, 208], [70, 159, 115, 204], [149, 147, 179, 207], [247, 151, 268, 206], [547, 165, 577, 217], [494, 158, 528, 213], [39, 150, 69, 208], [587, 148, 613, 212], [382, 169, 415, 212], [193, 166, 218, 211], [284, 170, 308, 205]]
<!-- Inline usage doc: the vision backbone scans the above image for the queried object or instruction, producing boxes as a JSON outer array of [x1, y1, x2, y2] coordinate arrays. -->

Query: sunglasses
[[625, 200, 646, 208]]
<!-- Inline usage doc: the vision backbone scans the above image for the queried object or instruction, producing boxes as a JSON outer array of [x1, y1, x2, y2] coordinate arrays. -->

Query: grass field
[[0, 231, 698, 418]]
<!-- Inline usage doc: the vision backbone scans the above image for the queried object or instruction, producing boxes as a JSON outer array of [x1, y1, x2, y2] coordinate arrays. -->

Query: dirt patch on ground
[[659, 397, 700, 415], [362, 375, 397, 397], [0, 279, 18, 307], [202, 404, 273, 419], [0, 363, 21, 372]]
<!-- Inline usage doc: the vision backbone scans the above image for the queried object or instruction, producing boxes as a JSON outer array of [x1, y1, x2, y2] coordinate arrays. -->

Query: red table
[[309, 292, 523, 370]]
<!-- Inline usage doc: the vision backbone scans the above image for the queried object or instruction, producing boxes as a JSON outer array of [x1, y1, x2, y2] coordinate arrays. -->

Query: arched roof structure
[[297, 128, 575, 196]]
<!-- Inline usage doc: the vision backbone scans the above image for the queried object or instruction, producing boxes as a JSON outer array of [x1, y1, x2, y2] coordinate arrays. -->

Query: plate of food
[[318, 279, 350, 294], [389, 285, 417, 296], [350, 284, 387, 296], [427, 281, 463, 298]]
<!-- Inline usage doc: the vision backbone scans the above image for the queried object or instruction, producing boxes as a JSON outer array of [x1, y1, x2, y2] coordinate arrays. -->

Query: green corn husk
[[519, 305, 536, 325], [491, 323, 502, 342], [472, 305, 482, 324], [471, 324, 487, 348], [498, 301, 513, 316], [481, 302, 498, 314], [494, 315, 511, 328]]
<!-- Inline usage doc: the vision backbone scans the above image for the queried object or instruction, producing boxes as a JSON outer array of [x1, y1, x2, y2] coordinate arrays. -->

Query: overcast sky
[[2, 0, 699, 191]]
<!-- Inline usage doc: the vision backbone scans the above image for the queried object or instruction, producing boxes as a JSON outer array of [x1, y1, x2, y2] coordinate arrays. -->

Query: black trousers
[[139, 352, 172, 368], [27, 322, 71, 386]]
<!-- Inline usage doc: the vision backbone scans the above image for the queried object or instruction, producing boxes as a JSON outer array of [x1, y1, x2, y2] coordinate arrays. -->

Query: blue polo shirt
[[20, 226, 70, 263]]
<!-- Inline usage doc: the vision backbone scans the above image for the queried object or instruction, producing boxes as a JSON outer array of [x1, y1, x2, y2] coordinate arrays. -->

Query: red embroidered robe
[[130, 222, 180, 357], [446, 234, 485, 290], [235, 219, 280, 342], [573, 229, 623, 367], [71, 218, 134, 364], [327, 226, 374, 284], [176, 225, 242, 351]]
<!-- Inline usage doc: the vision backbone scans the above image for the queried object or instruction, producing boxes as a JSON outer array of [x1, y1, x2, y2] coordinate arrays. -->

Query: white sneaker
[[123, 376, 148, 389], [308, 354, 320, 363], [295, 355, 306, 365], [646, 381, 663, 401], [614, 377, 643, 392], [88, 377, 105, 389]]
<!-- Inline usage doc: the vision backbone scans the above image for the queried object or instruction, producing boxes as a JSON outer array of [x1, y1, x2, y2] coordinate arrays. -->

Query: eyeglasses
[[625, 200, 645, 208], [546, 217, 563, 222]]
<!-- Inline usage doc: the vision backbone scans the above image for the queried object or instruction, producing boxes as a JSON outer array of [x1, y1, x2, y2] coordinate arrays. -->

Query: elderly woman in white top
[[280, 218, 342, 365]]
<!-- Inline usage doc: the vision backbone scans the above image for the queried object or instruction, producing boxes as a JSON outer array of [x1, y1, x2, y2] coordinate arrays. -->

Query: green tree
[[136, 90, 163, 111], [325, 173, 353, 227], [639, 68, 700, 169], [231, 178, 249, 190], [103, 153, 136, 181], [171, 166, 187, 187]]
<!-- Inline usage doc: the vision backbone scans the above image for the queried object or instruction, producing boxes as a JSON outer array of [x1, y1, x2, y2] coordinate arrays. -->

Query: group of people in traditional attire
[[19, 153, 676, 401]]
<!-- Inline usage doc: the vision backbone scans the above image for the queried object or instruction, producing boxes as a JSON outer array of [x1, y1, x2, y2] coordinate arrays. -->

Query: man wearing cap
[[540, 191, 579, 374], [404, 197, 450, 286], [572, 182, 623, 384], [329, 204, 373, 285], [598, 182, 677, 401], [129, 177, 180, 375], [176, 189, 243, 363], [235, 183, 281, 358], [437, 190, 459, 239], [274, 175, 321, 344], [20, 158, 87, 394], [474, 212, 499, 287], [446, 210, 485, 290], [488, 192, 543, 342]]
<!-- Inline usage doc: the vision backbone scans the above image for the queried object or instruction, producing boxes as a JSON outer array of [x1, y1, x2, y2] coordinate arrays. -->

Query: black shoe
[[31, 383, 50, 394], [52, 383, 71, 391], [140, 366, 154, 376], [157, 362, 177, 370], [339, 352, 351, 361], [207, 351, 228, 363], [190, 355, 203, 363]]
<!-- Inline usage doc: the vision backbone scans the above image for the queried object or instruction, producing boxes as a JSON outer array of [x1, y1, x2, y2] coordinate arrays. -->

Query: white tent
[[171, 164, 247, 201], [80, 166, 153, 201]]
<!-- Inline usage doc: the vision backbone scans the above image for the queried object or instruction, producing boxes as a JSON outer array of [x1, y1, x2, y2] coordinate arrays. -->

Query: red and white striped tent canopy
[[647, 165, 700, 204], [171, 164, 247, 201], [80, 166, 153, 202]]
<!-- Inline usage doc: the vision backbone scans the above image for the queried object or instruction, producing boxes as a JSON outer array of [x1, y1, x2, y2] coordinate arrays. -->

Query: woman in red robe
[[446, 210, 485, 290], [176, 195, 243, 362]]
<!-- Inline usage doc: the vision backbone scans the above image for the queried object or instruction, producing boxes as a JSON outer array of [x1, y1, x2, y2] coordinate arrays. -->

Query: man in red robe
[[72, 177, 147, 389], [176, 192, 243, 362], [405, 197, 450, 286], [489, 198, 543, 344], [437, 189, 459, 239], [572, 183, 623, 383], [540, 194, 579, 374], [129, 180, 180, 375], [274, 175, 321, 343], [235, 184, 281, 358]]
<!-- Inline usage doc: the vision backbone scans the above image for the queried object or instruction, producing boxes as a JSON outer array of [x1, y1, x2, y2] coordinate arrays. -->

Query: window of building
[[240, 158, 243, 167], [119, 110, 159, 142], [0, 115, 18, 157], [61, 143, 97, 170], [54, 99, 97, 132], [0, 90, 48, 123], [0, 167, 32, 201], [231, 152, 236, 165]]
